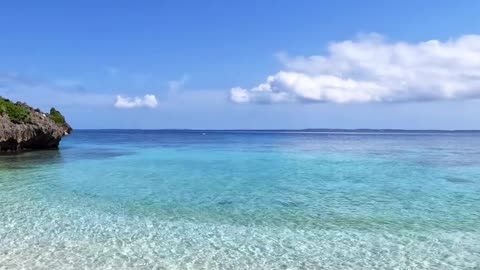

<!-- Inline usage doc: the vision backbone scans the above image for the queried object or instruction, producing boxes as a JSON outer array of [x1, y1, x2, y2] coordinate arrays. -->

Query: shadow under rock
[[0, 147, 134, 171]]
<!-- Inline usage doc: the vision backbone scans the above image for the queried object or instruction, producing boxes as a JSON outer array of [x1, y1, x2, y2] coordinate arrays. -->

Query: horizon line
[[72, 128, 480, 132]]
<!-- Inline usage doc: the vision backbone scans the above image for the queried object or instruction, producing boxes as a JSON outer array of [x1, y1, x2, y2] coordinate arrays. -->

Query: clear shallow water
[[1, 130, 479, 269]]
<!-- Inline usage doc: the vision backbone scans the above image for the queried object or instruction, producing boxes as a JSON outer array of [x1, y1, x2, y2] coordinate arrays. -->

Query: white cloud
[[231, 34, 480, 104], [114, 94, 158, 109], [230, 87, 251, 103]]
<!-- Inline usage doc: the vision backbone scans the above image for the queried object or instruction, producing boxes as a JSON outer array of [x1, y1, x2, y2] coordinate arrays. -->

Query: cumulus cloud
[[114, 94, 158, 109], [231, 34, 480, 104]]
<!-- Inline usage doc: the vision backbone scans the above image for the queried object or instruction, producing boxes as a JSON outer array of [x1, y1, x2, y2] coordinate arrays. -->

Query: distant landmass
[[0, 97, 72, 152]]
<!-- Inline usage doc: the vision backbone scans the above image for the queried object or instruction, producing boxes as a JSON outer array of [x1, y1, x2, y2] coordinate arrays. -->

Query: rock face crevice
[[0, 100, 72, 152]]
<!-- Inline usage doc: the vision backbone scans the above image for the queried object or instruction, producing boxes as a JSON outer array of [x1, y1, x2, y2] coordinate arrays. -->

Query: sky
[[1, 0, 480, 129]]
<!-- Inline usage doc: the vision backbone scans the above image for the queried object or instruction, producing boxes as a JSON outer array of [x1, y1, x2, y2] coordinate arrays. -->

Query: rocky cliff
[[0, 97, 72, 152]]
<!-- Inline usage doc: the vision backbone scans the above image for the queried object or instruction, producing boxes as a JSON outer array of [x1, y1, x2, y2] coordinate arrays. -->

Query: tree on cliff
[[0, 98, 31, 123], [49, 107, 66, 124]]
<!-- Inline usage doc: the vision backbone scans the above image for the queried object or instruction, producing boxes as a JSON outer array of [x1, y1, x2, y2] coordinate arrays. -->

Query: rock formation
[[0, 97, 72, 152]]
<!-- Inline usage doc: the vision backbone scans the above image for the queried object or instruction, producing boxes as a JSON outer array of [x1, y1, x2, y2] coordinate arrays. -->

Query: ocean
[[0, 130, 479, 269]]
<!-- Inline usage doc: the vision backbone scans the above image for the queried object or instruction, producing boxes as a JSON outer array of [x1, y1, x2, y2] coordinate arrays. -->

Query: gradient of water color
[[1, 130, 479, 269]]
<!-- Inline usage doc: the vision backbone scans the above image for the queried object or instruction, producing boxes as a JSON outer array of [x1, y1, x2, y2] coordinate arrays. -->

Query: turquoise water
[[1, 130, 479, 269]]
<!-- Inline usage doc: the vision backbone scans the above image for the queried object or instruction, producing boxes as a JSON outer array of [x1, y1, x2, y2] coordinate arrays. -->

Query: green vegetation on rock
[[49, 107, 66, 124], [0, 97, 31, 123]]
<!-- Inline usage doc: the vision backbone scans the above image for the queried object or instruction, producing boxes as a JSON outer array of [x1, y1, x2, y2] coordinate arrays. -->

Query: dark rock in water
[[217, 200, 234, 206], [0, 97, 72, 152], [444, 176, 474, 183]]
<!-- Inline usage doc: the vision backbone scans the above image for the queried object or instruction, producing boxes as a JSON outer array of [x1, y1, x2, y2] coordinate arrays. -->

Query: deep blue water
[[1, 130, 479, 269]]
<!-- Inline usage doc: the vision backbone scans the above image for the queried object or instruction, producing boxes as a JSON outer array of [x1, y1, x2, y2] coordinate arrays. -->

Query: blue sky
[[1, 0, 480, 129]]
